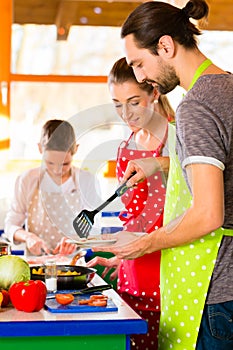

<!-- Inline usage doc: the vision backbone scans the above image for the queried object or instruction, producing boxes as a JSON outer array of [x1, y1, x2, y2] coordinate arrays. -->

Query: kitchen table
[[0, 274, 147, 350]]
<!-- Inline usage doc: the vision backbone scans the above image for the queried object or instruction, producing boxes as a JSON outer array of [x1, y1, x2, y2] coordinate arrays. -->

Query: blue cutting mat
[[45, 294, 118, 313]]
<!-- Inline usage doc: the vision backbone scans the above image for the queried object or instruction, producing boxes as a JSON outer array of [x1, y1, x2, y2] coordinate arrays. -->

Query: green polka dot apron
[[158, 124, 233, 349]]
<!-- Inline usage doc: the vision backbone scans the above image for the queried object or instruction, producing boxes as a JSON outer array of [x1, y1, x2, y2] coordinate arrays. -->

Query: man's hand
[[122, 157, 166, 187], [92, 231, 151, 260]]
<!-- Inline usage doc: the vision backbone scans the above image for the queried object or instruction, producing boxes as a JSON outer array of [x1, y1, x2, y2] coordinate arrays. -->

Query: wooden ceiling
[[13, 0, 233, 40]]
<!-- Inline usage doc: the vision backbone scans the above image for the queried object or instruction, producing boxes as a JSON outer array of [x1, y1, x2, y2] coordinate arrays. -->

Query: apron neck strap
[[188, 58, 212, 91]]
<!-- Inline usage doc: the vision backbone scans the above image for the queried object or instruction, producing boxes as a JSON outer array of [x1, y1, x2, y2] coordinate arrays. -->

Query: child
[[4, 119, 101, 256]]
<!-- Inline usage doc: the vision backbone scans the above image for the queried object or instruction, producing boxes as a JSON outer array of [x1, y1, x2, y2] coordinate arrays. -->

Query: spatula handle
[[115, 171, 137, 197]]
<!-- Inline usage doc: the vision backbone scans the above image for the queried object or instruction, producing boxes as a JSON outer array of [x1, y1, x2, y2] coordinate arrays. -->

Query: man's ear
[[157, 35, 175, 58]]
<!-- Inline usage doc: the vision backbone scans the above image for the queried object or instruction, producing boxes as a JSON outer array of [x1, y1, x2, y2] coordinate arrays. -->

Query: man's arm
[[93, 163, 224, 259]]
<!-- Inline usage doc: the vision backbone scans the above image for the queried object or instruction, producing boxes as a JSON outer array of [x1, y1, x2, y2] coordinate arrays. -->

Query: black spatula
[[46, 284, 113, 299], [73, 171, 136, 238]]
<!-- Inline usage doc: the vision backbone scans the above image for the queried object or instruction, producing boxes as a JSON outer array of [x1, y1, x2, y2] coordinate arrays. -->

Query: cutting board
[[45, 294, 118, 313]]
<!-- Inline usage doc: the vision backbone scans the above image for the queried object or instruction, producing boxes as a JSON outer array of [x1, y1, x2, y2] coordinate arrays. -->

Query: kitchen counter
[[0, 274, 147, 350]]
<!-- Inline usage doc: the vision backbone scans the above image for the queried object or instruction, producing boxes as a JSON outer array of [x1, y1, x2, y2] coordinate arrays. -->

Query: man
[[94, 1, 233, 349]]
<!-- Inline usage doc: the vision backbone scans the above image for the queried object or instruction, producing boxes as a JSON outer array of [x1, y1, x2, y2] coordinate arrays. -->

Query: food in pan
[[30, 265, 96, 290], [31, 267, 81, 276]]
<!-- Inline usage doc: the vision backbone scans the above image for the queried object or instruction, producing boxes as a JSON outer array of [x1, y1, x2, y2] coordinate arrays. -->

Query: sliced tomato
[[55, 293, 74, 305], [90, 294, 108, 300], [78, 298, 90, 305], [89, 299, 107, 307]]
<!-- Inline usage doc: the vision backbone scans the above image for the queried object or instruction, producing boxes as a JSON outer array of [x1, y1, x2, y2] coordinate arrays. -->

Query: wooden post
[[0, 0, 12, 149]]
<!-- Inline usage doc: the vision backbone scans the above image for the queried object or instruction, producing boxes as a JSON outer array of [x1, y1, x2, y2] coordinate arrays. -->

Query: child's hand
[[52, 236, 77, 255], [26, 232, 50, 256]]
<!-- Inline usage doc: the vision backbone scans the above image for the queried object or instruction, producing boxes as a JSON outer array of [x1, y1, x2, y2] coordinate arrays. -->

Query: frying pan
[[30, 265, 96, 290]]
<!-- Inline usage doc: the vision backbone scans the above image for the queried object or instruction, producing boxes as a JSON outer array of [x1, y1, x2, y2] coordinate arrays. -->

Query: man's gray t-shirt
[[175, 73, 233, 304]]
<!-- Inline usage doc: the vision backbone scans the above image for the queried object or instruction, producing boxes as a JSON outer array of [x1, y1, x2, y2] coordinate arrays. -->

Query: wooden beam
[[0, 0, 11, 118], [10, 73, 107, 83], [13, 0, 233, 31], [55, 1, 79, 40]]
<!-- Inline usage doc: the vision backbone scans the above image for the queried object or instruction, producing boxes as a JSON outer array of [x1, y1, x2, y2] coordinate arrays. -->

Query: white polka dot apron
[[158, 123, 233, 350], [27, 172, 82, 255]]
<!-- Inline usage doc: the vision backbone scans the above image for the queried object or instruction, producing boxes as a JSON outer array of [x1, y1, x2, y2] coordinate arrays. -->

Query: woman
[[88, 57, 175, 349]]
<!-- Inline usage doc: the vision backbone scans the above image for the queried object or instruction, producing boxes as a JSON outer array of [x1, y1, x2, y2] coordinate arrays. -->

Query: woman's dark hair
[[108, 57, 153, 94], [40, 119, 77, 154], [121, 0, 209, 54]]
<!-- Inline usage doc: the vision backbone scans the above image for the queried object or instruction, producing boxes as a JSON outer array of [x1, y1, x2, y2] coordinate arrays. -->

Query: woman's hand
[[86, 255, 121, 281], [52, 236, 77, 255]]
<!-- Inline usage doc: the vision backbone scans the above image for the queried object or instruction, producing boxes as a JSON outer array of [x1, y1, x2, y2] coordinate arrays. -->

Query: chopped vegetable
[[90, 299, 107, 307], [78, 294, 108, 306], [90, 294, 108, 300], [32, 267, 44, 275], [0, 255, 30, 290], [0, 289, 10, 307], [32, 267, 81, 276], [0, 292, 3, 307], [9, 280, 47, 312], [55, 293, 74, 305], [78, 299, 90, 305]]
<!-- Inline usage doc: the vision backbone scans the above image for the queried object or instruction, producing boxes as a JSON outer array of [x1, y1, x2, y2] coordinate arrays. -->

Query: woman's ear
[[153, 88, 160, 102], [74, 144, 79, 154], [38, 143, 43, 154]]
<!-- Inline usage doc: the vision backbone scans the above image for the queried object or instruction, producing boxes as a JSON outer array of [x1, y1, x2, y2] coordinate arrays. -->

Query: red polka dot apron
[[159, 123, 233, 350], [116, 130, 168, 310]]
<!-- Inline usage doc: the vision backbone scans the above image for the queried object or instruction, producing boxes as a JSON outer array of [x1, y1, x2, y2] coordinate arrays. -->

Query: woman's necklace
[[188, 58, 212, 91]]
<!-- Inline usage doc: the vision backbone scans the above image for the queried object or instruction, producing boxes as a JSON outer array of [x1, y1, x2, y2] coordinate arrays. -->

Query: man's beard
[[147, 64, 180, 95]]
